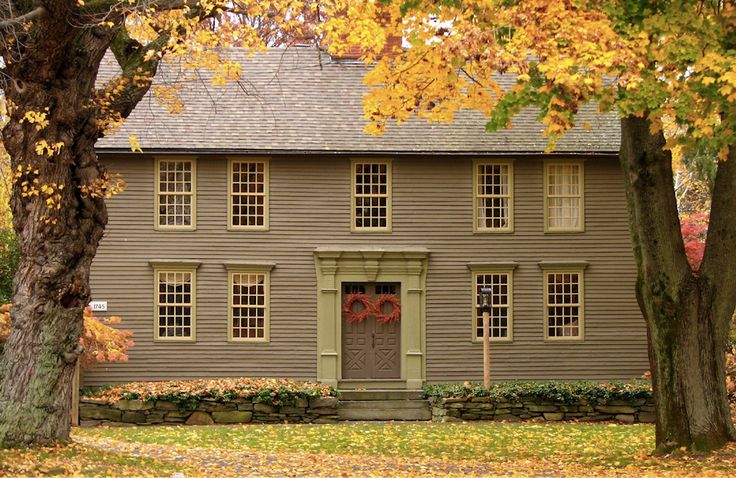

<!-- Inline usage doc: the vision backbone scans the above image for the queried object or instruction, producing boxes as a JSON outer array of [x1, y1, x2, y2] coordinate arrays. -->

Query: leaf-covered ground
[[1, 422, 735, 477]]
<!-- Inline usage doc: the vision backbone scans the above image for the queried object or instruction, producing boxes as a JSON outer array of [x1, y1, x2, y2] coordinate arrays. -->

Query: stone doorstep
[[339, 400, 430, 410], [337, 408, 432, 421], [338, 390, 424, 401]]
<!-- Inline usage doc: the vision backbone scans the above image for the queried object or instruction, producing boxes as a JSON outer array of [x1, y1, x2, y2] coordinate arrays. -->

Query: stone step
[[339, 399, 429, 410], [337, 407, 431, 421], [338, 390, 424, 401]]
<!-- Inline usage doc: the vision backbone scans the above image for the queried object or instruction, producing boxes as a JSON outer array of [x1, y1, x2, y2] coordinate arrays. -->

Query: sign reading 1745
[[89, 301, 108, 312]]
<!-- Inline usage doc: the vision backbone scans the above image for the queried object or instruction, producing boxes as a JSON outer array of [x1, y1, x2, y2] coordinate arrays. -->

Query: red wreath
[[343, 293, 374, 323], [374, 294, 401, 324]]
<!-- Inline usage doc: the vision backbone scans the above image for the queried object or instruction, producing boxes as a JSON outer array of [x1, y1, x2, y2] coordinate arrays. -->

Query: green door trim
[[314, 247, 429, 389]]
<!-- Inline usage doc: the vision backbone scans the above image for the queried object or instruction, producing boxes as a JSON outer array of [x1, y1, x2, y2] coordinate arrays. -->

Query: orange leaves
[[0, 304, 134, 369], [79, 307, 135, 369], [82, 377, 336, 405]]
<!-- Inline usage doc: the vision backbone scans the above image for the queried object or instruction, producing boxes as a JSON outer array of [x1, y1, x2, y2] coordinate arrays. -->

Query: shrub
[[423, 380, 653, 404], [83, 377, 339, 410], [0, 305, 133, 368], [0, 229, 18, 304]]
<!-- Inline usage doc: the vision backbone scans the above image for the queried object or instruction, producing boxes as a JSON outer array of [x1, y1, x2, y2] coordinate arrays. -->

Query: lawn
[[1, 422, 734, 477]]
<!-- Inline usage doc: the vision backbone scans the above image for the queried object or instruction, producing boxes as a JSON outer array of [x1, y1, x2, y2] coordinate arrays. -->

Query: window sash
[[155, 269, 195, 340], [545, 163, 583, 231], [229, 159, 268, 230], [473, 272, 512, 341], [475, 162, 512, 231], [156, 159, 195, 229], [545, 271, 582, 339], [229, 271, 269, 342], [352, 160, 391, 231]]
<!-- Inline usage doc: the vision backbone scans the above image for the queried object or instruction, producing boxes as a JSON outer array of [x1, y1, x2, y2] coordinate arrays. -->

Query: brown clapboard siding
[[84, 154, 648, 386]]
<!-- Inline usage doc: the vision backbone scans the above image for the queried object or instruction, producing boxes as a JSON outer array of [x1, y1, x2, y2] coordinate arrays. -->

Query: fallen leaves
[[70, 422, 736, 477]]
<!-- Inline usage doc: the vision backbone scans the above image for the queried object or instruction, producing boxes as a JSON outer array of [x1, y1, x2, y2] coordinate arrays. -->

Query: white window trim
[[470, 266, 515, 343], [541, 264, 585, 342], [543, 160, 585, 233], [350, 159, 392, 233], [154, 157, 197, 231], [473, 159, 514, 233], [152, 263, 198, 343], [227, 157, 270, 231], [226, 263, 273, 343]]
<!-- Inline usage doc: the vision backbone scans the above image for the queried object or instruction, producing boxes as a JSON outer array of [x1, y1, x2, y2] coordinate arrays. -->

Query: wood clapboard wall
[[85, 154, 648, 386]]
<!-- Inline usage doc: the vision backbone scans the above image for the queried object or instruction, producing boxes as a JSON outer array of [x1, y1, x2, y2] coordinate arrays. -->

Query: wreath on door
[[374, 294, 401, 324], [343, 293, 374, 323]]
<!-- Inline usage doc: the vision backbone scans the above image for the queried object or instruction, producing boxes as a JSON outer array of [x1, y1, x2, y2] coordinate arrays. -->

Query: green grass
[[6, 423, 734, 476], [81, 422, 654, 466]]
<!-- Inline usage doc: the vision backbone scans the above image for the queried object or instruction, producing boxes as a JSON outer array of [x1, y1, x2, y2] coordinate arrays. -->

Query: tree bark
[[0, 6, 123, 446], [620, 115, 736, 453]]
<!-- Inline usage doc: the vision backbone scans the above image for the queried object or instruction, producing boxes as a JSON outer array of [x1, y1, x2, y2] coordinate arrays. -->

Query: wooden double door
[[341, 283, 401, 380]]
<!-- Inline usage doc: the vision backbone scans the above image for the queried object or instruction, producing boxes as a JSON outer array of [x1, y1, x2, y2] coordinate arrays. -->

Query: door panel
[[341, 283, 401, 380]]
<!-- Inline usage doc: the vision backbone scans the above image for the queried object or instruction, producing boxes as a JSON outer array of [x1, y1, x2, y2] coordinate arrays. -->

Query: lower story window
[[155, 269, 195, 340], [230, 271, 269, 341], [474, 271, 512, 340], [545, 271, 583, 339]]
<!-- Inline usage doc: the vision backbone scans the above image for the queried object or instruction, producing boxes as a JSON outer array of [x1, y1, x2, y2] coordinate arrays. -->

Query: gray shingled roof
[[96, 48, 620, 154]]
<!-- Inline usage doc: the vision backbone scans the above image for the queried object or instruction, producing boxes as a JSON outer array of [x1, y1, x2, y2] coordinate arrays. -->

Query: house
[[85, 47, 649, 389]]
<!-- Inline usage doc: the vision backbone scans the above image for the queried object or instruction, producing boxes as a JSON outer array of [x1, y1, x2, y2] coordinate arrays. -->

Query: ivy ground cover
[[2, 422, 735, 477]]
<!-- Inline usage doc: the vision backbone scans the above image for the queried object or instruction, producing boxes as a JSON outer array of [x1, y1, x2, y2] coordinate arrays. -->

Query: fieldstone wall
[[429, 396, 656, 423], [79, 397, 339, 427]]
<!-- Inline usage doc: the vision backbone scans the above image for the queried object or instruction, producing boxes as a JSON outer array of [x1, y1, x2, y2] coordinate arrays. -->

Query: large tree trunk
[[620, 116, 736, 452], [0, 13, 114, 447]]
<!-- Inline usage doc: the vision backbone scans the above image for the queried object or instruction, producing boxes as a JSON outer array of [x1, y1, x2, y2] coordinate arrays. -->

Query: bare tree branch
[[0, 6, 47, 29]]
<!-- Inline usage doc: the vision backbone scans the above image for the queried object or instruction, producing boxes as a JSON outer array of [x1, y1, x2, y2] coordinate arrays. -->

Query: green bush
[[0, 228, 18, 304], [423, 380, 653, 404]]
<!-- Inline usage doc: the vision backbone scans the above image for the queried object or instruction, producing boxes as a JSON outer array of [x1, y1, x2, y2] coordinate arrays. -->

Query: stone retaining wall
[[429, 396, 656, 423], [79, 397, 339, 427]]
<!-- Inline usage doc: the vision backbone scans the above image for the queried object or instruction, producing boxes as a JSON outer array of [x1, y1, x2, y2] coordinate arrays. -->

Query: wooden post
[[480, 287, 492, 388], [71, 360, 80, 427], [482, 309, 490, 388]]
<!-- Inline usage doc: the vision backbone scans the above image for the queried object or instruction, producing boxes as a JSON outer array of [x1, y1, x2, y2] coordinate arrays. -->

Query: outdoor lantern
[[480, 287, 492, 314], [480, 287, 492, 387]]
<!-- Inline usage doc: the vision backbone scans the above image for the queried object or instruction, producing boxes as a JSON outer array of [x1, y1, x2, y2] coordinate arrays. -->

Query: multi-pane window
[[230, 271, 269, 341], [475, 162, 513, 231], [545, 162, 584, 232], [156, 159, 195, 229], [352, 161, 391, 231], [474, 272, 512, 340], [230, 160, 268, 229], [545, 271, 583, 339], [156, 269, 195, 340]]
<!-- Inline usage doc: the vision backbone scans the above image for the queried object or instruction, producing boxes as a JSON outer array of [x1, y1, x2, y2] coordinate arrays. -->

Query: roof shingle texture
[[97, 48, 621, 153]]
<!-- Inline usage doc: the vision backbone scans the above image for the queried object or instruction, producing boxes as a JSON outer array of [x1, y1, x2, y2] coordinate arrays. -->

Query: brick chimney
[[333, 33, 403, 60], [330, 12, 403, 61]]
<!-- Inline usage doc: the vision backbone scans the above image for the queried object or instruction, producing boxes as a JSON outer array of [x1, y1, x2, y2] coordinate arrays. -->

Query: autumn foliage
[[84, 377, 337, 408], [0, 305, 133, 368], [681, 212, 709, 271]]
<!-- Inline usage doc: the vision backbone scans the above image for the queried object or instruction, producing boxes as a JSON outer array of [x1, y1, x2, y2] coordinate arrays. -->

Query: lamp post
[[480, 287, 492, 388]]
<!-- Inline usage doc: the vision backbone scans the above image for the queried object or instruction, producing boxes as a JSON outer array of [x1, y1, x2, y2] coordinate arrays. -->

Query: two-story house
[[85, 48, 649, 389]]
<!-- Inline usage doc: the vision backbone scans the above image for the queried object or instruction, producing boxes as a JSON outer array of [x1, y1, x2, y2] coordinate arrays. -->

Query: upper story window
[[352, 160, 392, 232], [229, 159, 269, 230], [156, 158, 196, 230], [473, 271, 513, 341], [545, 270, 584, 340], [544, 161, 584, 232], [474, 161, 513, 232], [155, 267, 196, 341], [229, 270, 270, 342]]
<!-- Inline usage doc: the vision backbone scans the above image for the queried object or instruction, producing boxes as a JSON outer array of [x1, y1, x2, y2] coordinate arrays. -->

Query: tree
[[0, 0, 334, 448], [327, 0, 736, 452]]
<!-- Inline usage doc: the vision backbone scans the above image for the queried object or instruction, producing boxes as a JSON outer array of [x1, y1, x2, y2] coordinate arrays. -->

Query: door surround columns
[[313, 247, 429, 389]]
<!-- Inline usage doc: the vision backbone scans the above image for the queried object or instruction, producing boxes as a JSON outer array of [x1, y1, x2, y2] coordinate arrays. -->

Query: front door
[[342, 283, 401, 379]]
